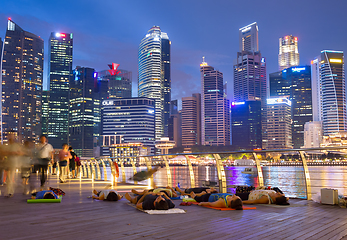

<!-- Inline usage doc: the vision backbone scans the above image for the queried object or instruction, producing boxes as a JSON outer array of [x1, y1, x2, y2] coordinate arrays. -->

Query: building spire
[[200, 56, 208, 67]]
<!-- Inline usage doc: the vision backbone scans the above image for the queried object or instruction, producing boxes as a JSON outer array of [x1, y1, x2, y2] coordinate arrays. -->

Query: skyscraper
[[181, 93, 201, 147], [269, 66, 312, 148], [234, 22, 267, 148], [70, 67, 96, 157], [278, 35, 299, 71], [138, 26, 171, 140], [201, 59, 230, 146], [231, 100, 262, 149], [41, 91, 49, 136], [48, 32, 73, 148], [101, 98, 156, 155], [266, 98, 292, 149], [98, 63, 132, 98], [312, 50, 346, 136], [239, 22, 259, 52], [1, 19, 44, 142]]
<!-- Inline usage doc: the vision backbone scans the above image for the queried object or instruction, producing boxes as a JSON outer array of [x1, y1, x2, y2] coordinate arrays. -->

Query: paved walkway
[[0, 173, 347, 240]]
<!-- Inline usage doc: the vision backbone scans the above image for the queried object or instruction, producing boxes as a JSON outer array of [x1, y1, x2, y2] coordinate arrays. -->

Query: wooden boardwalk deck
[[0, 174, 347, 240]]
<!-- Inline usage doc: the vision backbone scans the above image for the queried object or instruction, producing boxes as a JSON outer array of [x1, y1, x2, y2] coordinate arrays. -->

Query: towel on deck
[[190, 202, 256, 211], [127, 203, 186, 214]]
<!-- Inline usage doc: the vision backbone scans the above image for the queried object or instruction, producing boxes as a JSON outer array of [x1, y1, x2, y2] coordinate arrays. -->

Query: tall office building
[[98, 63, 131, 98], [138, 26, 171, 140], [239, 22, 259, 52], [311, 50, 345, 136], [201, 59, 230, 146], [48, 32, 73, 148], [69, 67, 96, 157], [234, 22, 267, 148], [168, 111, 181, 147], [41, 91, 50, 136], [181, 93, 201, 147], [101, 98, 155, 155], [266, 98, 292, 149], [278, 35, 299, 71], [269, 66, 312, 148], [231, 100, 262, 149], [1, 19, 44, 142], [304, 121, 323, 148]]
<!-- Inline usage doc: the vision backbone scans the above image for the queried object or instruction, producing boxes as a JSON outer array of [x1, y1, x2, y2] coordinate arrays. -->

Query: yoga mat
[[27, 199, 61, 203], [191, 202, 256, 210], [127, 203, 186, 214]]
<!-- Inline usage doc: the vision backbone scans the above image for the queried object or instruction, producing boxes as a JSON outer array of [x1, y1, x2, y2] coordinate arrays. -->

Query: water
[[82, 164, 347, 198]]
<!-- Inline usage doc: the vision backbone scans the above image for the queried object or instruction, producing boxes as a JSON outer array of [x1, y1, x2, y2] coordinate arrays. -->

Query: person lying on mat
[[131, 186, 178, 198], [92, 189, 123, 201], [242, 189, 289, 205], [173, 186, 218, 195], [191, 192, 243, 210], [125, 190, 175, 210], [31, 190, 58, 199]]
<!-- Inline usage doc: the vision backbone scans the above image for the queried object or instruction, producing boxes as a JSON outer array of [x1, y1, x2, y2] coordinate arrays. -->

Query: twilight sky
[[1, 0, 346, 108]]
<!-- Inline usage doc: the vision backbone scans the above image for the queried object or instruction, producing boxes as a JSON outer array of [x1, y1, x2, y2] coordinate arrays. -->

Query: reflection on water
[[89, 164, 347, 198]]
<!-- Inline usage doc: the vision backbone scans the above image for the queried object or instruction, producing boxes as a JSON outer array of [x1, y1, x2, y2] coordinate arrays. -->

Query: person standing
[[69, 147, 76, 178], [58, 144, 71, 183], [36, 135, 54, 189]]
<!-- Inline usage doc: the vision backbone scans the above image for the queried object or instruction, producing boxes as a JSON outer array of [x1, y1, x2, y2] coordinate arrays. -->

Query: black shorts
[[69, 161, 75, 170], [194, 193, 211, 202]]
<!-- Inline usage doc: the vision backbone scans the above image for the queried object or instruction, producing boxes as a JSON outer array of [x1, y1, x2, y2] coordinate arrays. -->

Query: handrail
[[78, 146, 347, 199]]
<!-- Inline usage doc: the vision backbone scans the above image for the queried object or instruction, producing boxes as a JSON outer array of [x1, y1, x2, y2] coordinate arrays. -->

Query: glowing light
[[93, 72, 98, 78], [8, 17, 11, 21], [267, 98, 291, 106], [200, 62, 208, 67], [231, 102, 245, 106], [294, 37, 298, 41], [108, 63, 121, 76], [55, 33, 66, 38], [292, 67, 306, 72], [329, 59, 342, 63], [148, 109, 154, 114]]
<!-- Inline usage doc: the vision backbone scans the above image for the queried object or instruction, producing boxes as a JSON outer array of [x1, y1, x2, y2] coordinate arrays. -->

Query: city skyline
[[1, 0, 346, 107]]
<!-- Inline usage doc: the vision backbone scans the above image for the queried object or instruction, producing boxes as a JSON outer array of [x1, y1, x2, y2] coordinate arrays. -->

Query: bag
[[75, 156, 81, 166], [59, 160, 67, 167]]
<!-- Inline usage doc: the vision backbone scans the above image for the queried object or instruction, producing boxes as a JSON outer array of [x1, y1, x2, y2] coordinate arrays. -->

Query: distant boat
[[241, 168, 257, 174], [234, 159, 255, 166]]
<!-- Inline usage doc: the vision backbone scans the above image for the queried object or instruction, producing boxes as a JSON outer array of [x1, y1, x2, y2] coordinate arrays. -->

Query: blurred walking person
[[21, 141, 34, 194], [36, 135, 54, 189], [58, 144, 71, 183], [3, 132, 22, 197]]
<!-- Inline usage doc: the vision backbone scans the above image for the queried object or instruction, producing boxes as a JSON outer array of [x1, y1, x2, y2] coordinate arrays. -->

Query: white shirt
[[36, 143, 54, 159]]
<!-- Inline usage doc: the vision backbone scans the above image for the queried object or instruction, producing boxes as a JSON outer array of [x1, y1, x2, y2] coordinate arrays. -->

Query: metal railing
[[77, 146, 347, 200]]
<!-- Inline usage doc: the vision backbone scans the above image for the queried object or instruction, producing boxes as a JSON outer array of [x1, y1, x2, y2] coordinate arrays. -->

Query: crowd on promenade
[[0, 133, 80, 197]]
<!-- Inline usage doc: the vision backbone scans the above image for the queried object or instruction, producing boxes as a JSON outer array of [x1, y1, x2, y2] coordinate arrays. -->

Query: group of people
[[92, 185, 289, 212], [0, 133, 80, 197]]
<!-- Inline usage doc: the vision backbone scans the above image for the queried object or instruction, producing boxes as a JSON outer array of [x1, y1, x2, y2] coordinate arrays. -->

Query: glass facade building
[[101, 98, 155, 155], [48, 32, 73, 148], [231, 100, 262, 149], [201, 60, 230, 146], [41, 91, 49, 136], [269, 66, 312, 148], [1, 19, 44, 142], [278, 35, 299, 71], [319, 50, 345, 136], [138, 26, 171, 140], [70, 67, 96, 157], [266, 98, 292, 149], [98, 66, 131, 98]]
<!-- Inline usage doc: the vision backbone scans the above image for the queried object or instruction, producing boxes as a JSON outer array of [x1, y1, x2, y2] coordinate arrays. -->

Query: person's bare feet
[[125, 193, 132, 201], [118, 194, 123, 200], [189, 191, 196, 198]]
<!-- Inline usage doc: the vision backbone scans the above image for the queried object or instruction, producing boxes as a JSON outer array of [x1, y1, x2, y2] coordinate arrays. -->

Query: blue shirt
[[35, 190, 58, 199]]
